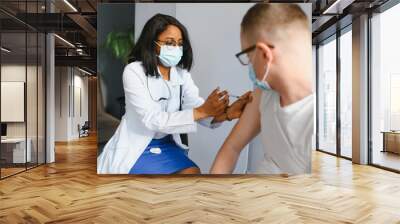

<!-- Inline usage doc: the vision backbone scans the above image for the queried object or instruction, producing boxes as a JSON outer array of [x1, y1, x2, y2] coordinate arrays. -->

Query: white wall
[[1, 65, 41, 138], [1, 63, 47, 164], [55, 67, 68, 141], [55, 67, 89, 141], [134, 4, 176, 43]]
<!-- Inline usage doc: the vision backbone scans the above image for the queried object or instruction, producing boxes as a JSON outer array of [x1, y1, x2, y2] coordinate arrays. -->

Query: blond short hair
[[241, 3, 309, 41]]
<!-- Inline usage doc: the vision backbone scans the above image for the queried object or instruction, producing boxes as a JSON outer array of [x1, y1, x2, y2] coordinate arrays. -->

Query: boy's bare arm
[[210, 89, 262, 174]]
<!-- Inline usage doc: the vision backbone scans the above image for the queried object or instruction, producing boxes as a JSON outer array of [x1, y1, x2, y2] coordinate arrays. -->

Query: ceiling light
[[54, 34, 75, 48], [63, 0, 78, 12], [78, 67, 93, 76], [1, 47, 11, 53], [76, 48, 85, 55], [323, 0, 342, 14], [323, 0, 355, 15]]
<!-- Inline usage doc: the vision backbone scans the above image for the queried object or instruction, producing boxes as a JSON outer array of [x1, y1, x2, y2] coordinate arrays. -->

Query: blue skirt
[[129, 135, 198, 174]]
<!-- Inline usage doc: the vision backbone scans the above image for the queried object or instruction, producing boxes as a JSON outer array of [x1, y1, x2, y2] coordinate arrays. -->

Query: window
[[370, 2, 400, 171], [390, 75, 400, 130], [317, 36, 337, 154], [340, 28, 352, 158], [0, 1, 47, 179]]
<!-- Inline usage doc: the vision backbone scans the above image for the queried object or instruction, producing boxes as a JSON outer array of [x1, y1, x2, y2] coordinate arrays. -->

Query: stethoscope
[[146, 75, 172, 102]]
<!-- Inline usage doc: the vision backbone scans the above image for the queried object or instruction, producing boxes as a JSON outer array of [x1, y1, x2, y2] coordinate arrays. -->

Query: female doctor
[[97, 14, 251, 174]]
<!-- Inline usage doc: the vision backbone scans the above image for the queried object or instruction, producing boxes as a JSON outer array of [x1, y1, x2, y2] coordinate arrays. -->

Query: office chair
[[78, 121, 90, 138]]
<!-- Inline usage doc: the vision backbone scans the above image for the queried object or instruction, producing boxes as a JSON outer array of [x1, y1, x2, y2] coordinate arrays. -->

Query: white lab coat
[[97, 62, 220, 174]]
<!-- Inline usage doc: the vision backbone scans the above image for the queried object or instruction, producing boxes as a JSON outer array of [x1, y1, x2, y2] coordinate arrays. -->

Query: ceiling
[[0, 0, 394, 73], [0, 0, 97, 73]]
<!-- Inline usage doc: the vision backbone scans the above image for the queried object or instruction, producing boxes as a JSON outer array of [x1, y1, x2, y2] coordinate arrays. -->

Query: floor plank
[[0, 134, 400, 223]]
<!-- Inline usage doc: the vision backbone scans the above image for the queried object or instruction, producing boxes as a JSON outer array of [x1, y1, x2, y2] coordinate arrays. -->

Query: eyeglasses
[[156, 40, 184, 48], [235, 44, 274, 65], [235, 45, 255, 65]]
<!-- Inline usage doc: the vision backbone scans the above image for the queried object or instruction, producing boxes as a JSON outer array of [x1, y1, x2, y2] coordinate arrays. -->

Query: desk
[[1, 138, 31, 163], [381, 131, 400, 154]]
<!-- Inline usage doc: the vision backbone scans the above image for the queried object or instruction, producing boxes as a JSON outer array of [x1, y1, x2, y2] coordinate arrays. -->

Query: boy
[[211, 4, 314, 174]]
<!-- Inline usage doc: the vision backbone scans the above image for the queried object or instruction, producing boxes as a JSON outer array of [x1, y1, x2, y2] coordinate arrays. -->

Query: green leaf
[[103, 29, 135, 65]]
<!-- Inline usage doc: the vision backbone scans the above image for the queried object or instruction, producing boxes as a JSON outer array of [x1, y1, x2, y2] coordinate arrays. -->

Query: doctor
[[97, 14, 251, 174]]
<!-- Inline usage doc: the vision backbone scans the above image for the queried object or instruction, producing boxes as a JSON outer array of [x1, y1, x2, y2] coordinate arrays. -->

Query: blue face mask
[[248, 64, 271, 91], [156, 42, 183, 67]]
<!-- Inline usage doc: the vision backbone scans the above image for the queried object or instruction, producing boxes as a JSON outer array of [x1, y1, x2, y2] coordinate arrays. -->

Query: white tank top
[[258, 90, 314, 175]]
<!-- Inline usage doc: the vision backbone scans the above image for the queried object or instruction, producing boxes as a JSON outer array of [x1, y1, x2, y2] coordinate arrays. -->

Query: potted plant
[[103, 28, 135, 65]]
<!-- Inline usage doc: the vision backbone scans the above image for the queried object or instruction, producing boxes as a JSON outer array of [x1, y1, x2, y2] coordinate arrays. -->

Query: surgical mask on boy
[[248, 63, 271, 91], [156, 42, 183, 67]]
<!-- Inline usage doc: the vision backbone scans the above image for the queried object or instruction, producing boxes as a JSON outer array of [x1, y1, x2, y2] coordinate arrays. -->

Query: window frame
[[367, 0, 400, 173], [315, 24, 353, 161]]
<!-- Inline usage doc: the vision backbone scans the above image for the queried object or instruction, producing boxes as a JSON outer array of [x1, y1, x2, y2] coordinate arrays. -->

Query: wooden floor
[[0, 167, 26, 178], [1, 163, 46, 178], [1, 134, 400, 224]]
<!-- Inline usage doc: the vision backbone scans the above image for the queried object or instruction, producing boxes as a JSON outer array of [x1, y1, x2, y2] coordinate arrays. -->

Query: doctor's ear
[[255, 42, 274, 65]]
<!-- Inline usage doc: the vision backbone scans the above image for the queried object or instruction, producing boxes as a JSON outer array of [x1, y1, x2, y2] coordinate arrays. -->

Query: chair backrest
[[82, 121, 90, 129]]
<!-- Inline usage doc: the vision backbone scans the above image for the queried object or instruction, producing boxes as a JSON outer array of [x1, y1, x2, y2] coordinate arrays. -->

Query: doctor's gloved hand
[[226, 91, 253, 120], [194, 87, 229, 120], [210, 91, 252, 123]]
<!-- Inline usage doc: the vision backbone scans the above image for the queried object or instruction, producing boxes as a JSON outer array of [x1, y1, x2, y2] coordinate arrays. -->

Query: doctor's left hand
[[211, 91, 252, 123]]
